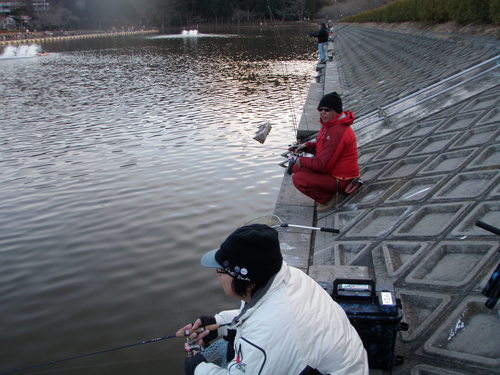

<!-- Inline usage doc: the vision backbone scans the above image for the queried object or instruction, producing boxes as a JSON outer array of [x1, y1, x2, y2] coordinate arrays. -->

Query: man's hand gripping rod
[[179, 323, 221, 338], [179, 323, 231, 356]]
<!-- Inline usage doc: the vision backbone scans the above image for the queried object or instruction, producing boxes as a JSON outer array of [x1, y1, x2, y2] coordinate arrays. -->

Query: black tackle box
[[332, 279, 405, 370]]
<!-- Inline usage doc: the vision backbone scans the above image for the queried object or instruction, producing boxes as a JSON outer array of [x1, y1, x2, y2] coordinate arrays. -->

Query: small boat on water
[[38, 52, 49, 56], [181, 29, 198, 36]]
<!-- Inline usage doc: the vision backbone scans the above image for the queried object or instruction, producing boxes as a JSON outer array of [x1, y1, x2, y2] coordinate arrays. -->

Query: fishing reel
[[182, 327, 205, 357], [279, 148, 314, 175], [286, 153, 300, 175], [185, 339, 203, 357], [182, 323, 221, 357]]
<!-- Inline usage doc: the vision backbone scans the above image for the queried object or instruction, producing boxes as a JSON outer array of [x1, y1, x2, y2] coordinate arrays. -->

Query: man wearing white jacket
[[180, 224, 368, 375]]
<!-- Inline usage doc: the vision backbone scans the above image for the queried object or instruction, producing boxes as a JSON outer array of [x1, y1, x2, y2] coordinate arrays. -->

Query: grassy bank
[[342, 0, 500, 25]]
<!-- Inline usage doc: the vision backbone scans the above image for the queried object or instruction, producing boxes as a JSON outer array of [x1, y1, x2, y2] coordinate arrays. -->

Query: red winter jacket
[[297, 111, 360, 179]]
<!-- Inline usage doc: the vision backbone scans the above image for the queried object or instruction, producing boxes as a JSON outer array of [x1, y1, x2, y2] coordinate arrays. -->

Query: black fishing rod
[[0, 335, 176, 375], [174, 143, 284, 150], [173, 122, 276, 149], [0, 323, 224, 375]]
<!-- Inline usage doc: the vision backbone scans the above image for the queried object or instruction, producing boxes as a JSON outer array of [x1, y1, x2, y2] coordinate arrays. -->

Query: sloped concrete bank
[[274, 24, 499, 375]]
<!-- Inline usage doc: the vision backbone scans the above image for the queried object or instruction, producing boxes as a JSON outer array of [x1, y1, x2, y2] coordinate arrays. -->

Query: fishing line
[[265, 0, 310, 140]]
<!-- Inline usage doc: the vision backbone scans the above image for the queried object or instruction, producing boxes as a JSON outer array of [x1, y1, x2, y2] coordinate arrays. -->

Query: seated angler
[[179, 224, 368, 375], [291, 92, 361, 212]]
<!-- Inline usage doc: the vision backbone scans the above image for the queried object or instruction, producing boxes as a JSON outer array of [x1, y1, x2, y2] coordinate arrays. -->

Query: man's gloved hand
[[184, 352, 206, 375], [288, 143, 307, 152], [297, 143, 307, 152], [196, 315, 217, 345]]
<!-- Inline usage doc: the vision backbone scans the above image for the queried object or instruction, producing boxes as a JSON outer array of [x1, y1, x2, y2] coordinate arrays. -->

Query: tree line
[[342, 0, 499, 25], [9, 0, 333, 31]]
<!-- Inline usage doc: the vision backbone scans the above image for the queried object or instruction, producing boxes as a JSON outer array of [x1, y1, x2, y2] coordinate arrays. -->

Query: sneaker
[[316, 195, 337, 212]]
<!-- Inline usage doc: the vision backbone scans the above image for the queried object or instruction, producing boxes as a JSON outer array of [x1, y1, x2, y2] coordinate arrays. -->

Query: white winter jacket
[[195, 262, 368, 375]]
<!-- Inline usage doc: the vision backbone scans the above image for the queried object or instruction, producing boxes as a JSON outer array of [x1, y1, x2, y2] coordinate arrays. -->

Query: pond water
[[0, 26, 317, 374]]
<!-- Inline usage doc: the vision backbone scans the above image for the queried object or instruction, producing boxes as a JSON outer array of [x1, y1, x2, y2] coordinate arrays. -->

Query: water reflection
[[0, 27, 316, 374]]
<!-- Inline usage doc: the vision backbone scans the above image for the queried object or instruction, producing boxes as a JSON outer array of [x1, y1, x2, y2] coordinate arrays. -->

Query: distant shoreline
[[0, 30, 158, 47], [0, 21, 321, 47]]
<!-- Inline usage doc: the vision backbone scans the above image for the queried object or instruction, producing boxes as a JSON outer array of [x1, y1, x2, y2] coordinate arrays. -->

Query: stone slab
[[317, 208, 368, 234], [278, 229, 311, 271], [344, 206, 411, 238], [397, 289, 451, 342], [451, 201, 500, 237], [346, 180, 402, 207], [358, 145, 383, 164], [434, 171, 498, 199], [406, 241, 498, 287], [391, 202, 469, 237], [410, 364, 471, 375], [418, 148, 476, 174], [360, 161, 392, 182], [424, 296, 500, 367], [477, 106, 500, 125], [274, 171, 314, 208], [324, 59, 342, 95], [410, 133, 459, 155], [451, 124, 500, 149], [387, 175, 445, 203], [378, 156, 430, 179], [314, 240, 372, 266], [374, 139, 419, 161], [400, 119, 444, 139], [435, 110, 484, 133], [273, 190, 315, 272], [461, 91, 500, 112], [377, 241, 429, 277], [468, 144, 500, 168]]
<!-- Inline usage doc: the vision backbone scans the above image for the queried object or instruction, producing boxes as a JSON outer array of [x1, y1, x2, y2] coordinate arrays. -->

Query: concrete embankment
[[0, 30, 157, 46], [274, 23, 499, 375]]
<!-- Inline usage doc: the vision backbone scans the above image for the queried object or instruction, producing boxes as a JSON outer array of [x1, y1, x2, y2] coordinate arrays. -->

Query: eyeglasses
[[318, 107, 332, 112]]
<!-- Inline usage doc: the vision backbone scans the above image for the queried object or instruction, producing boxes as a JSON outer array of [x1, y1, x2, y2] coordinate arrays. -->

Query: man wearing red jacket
[[292, 92, 360, 212]]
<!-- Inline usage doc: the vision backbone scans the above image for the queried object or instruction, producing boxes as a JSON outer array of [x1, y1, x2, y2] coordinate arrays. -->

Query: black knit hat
[[317, 92, 343, 113], [201, 224, 283, 284]]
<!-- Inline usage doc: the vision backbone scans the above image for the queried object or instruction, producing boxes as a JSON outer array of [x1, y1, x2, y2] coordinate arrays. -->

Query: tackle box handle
[[332, 279, 376, 301]]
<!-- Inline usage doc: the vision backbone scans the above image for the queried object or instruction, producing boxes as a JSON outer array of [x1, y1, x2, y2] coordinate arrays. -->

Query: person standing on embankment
[[309, 22, 329, 64]]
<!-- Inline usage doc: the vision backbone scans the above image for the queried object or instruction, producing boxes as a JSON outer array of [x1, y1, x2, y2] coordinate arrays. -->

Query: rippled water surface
[[0, 27, 316, 374]]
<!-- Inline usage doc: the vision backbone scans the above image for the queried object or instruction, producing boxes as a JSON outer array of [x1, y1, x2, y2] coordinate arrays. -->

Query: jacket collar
[[320, 111, 355, 128], [231, 261, 288, 326]]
